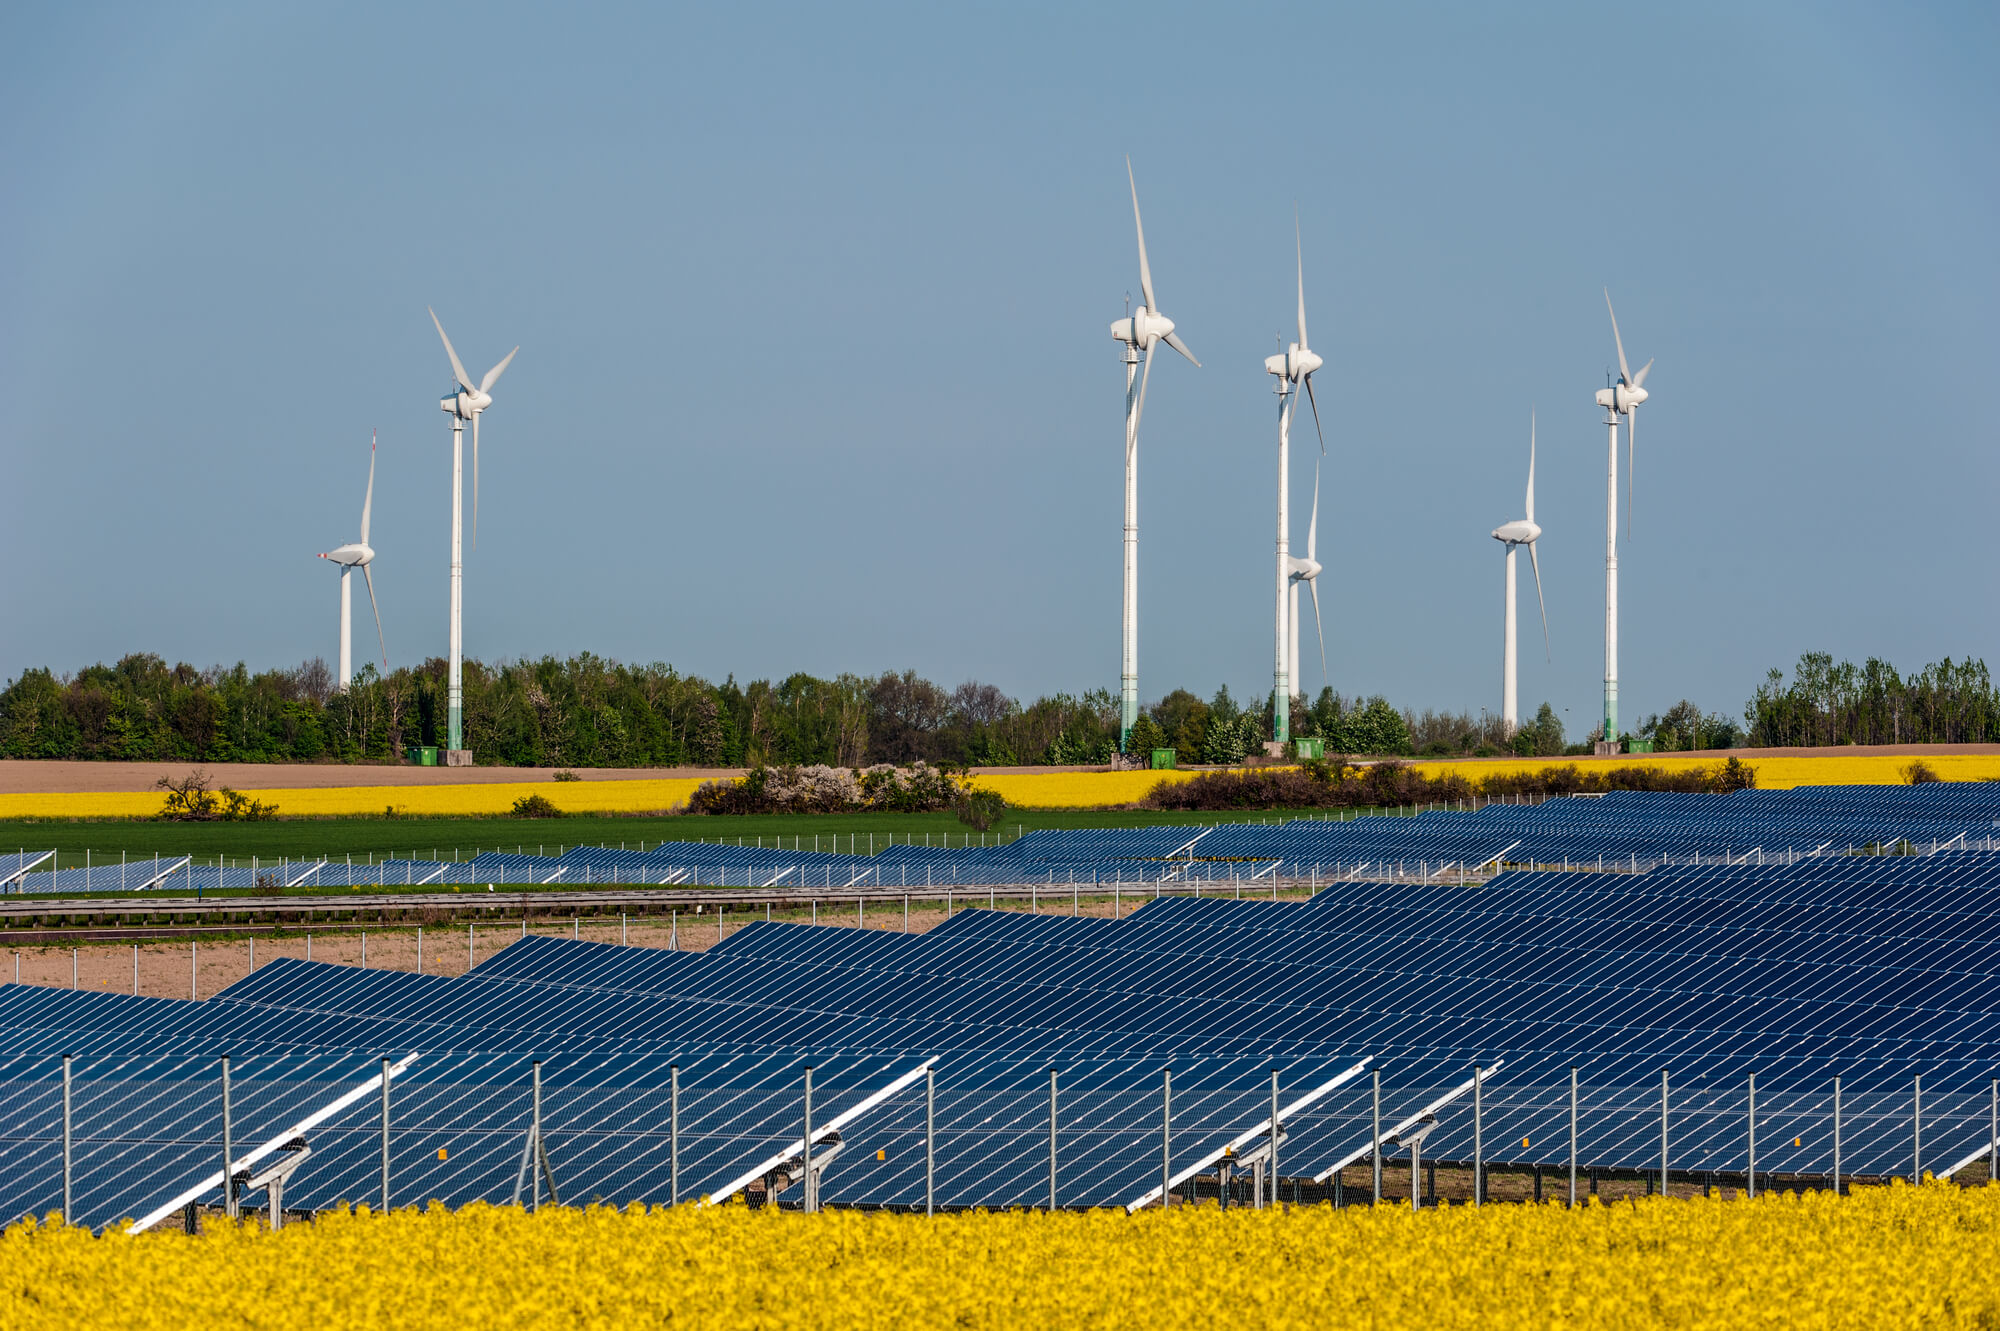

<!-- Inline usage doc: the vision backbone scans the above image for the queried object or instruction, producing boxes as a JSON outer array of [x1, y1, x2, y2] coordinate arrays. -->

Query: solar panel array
[[8, 785, 2000, 1228], [15, 781, 2000, 897]]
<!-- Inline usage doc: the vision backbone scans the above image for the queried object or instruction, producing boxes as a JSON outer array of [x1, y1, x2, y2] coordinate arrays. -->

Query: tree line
[[1745, 652, 2000, 746], [2, 647, 1988, 768]]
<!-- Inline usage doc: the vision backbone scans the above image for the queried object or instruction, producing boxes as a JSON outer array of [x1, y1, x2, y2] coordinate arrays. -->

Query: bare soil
[[1, 898, 1140, 999], [0, 760, 1130, 794]]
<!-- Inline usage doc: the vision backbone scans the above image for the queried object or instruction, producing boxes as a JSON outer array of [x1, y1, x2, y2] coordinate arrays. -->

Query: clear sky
[[3, 2, 1994, 736]]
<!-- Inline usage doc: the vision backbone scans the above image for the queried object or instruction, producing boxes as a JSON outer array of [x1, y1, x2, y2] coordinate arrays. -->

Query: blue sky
[[3, 2, 1994, 736]]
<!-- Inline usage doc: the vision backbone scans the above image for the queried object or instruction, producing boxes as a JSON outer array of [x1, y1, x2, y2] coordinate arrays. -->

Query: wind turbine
[[1109, 158, 1199, 753], [1593, 290, 1651, 748], [1490, 411, 1547, 736], [429, 307, 518, 763], [318, 434, 387, 692], [1264, 214, 1324, 745]]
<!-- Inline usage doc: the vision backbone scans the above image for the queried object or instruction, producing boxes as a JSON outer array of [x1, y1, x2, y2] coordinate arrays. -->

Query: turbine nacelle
[[320, 542, 375, 569], [441, 388, 494, 419], [1265, 343, 1323, 380], [1110, 309, 1178, 349], [1286, 554, 1322, 581], [1595, 381, 1647, 414], [1491, 520, 1541, 547]]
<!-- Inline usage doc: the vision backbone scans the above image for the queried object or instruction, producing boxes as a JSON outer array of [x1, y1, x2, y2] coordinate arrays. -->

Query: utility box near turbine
[[1150, 749, 1176, 770], [405, 746, 437, 767]]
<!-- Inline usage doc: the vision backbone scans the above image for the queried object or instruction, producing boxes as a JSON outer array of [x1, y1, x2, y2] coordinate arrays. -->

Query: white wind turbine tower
[[1593, 290, 1651, 750], [1264, 216, 1325, 746], [318, 434, 387, 692], [429, 308, 518, 764], [1490, 411, 1548, 735], [1109, 158, 1199, 752]]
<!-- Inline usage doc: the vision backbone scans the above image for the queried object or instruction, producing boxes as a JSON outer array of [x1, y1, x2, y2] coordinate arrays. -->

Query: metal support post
[[925, 1065, 936, 1217], [1914, 1073, 1923, 1183], [363, 1053, 385, 1214], [1161, 1068, 1172, 1209], [1472, 1061, 1483, 1207], [1268, 1069, 1280, 1210], [221, 1055, 235, 1220], [1569, 1066, 1579, 1207], [1990, 1079, 1997, 1185], [1832, 1076, 1842, 1195], [1048, 1068, 1059, 1210], [801, 1065, 816, 1213], [1660, 1069, 1670, 1196], [132, 945, 138, 995], [670, 1065, 680, 1205], [1747, 1072, 1757, 1199], [61, 1055, 73, 1222], [530, 1060, 548, 1211], [1410, 1131, 1422, 1213], [1372, 1070, 1383, 1204]]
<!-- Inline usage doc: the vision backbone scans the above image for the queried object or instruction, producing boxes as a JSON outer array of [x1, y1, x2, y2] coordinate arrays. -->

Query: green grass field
[[0, 805, 1406, 871]]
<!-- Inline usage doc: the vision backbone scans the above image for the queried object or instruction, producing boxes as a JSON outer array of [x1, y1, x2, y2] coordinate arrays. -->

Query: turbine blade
[[480, 346, 519, 393], [1528, 540, 1549, 662], [1632, 357, 1653, 389], [1128, 157, 1157, 314], [1162, 331, 1200, 367], [428, 307, 475, 392], [362, 563, 387, 673], [1604, 287, 1632, 385], [1307, 458, 1319, 563], [1310, 574, 1327, 688], [1626, 407, 1635, 539], [1132, 345, 1155, 439], [1295, 208, 1308, 350], [360, 435, 375, 547], [1525, 408, 1535, 524], [1304, 374, 1323, 451], [471, 412, 480, 551]]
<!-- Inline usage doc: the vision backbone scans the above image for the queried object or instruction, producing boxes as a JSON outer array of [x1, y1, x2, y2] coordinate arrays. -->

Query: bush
[[1149, 757, 1759, 811], [1905, 760, 1941, 784], [553, 770, 581, 782], [510, 794, 565, 818], [955, 786, 1008, 832], [687, 762, 977, 816]]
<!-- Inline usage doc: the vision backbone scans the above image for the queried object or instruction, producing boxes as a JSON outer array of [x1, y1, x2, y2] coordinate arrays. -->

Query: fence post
[[1161, 1067, 1173, 1209], [221, 1055, 235, 1220], [1568, 1067, 1579, 1208], [1372, 1070, 1383, 1204], [415, 927, 422, 974], [1472, 1062, 1483, 1207], [1832, 1076, 1842, 1195], [1990, 1079, 1997, 1186], [132, 945, 138, 996], [380, 1056, 392, 1211], [1914, 1073, 1923, 1183], [802, 1066, 815, 1214], [468, 923, 474, 972], [531, 1060, 544, 1213], [61, 1054, 73, 1223], [1048, 1068, 1059, 1210], [1266, 1069, 1281, 1209], [191, 942, 197, 999], [670, 1065, 680, 1206], [1747, 1072, 1757, 1199], [1660, 1069, 1670, 1197], [925, 1065, 936, 1217]]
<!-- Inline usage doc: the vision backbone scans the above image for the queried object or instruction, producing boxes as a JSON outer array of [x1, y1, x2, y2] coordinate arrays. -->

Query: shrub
[[687, 762, 979, 816], [955, 786, 1008, 832], [510, 794, 565, 818], [553, 770, 581, 782], [1905, 759, 1941, 784]]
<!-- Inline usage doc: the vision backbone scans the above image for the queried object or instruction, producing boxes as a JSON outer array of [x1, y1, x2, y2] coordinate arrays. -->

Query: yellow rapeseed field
[[4, 753, 1999, 820], [1414, 751, 2000, 790], [6, 1184, 1999, 1328]]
